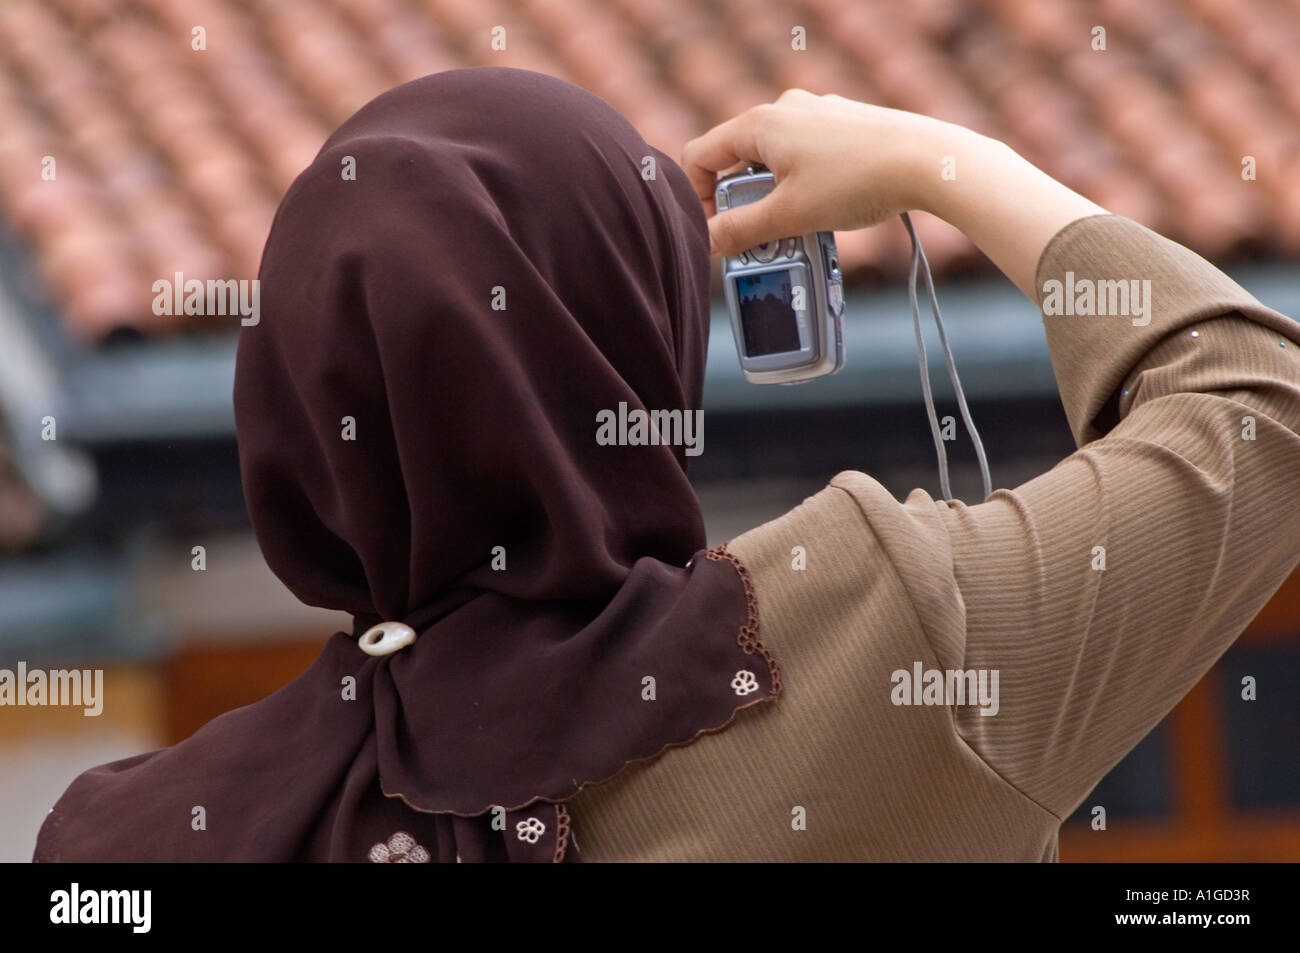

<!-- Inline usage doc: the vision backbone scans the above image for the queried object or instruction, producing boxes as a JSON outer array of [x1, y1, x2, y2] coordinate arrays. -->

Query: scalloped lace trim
[[553, 803, 572, 863], [706, 543, 782, 697]]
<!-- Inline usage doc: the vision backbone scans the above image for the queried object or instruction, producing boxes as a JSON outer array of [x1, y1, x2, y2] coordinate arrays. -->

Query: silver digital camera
[[716, 165, 845, 384]]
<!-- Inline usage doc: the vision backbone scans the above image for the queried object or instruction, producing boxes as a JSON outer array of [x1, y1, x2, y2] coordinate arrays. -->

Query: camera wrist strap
[[901, 211, 993, 502]]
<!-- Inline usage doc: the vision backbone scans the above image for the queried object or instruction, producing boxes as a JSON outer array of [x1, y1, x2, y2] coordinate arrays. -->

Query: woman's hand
[[682, 89, 952, 250], [682, 89, 1107, 300]]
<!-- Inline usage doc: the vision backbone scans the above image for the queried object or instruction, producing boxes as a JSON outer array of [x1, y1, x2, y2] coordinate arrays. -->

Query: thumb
[[707, 194, 788, 258]]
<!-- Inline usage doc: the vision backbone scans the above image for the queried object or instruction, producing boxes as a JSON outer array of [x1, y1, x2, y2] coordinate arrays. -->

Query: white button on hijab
[[358, 621, 417, 656]]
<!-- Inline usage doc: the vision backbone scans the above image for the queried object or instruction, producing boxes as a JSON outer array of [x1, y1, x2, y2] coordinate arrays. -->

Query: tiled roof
[[1, 0, 1299, 343]]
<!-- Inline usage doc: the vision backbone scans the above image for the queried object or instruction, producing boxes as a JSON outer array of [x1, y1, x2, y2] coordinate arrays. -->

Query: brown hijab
[[34, 67, 780, 862]]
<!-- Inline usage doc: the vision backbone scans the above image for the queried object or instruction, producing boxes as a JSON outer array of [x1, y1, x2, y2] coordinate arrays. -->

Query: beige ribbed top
[[567, 214, 1300, 861]]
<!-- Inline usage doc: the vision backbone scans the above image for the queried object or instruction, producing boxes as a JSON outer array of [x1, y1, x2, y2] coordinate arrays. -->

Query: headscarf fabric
[[34, 67, 779, 863]]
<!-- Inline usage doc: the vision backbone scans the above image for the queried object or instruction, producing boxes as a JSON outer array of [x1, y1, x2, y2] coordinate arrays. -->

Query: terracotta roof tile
[[0, 0, 1296, 342]]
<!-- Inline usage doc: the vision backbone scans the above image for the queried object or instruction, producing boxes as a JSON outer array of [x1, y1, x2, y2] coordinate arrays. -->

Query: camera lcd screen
[[735, 270, 802, 357]]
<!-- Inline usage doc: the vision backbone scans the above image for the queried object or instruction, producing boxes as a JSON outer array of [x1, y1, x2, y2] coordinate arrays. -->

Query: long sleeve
[[832, 214, 1300, 819]]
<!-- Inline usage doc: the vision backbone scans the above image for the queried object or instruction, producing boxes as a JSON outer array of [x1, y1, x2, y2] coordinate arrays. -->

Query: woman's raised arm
[[682, 88, 1106, 298]]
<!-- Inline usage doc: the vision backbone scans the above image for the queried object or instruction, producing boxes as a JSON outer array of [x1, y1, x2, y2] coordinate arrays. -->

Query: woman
[[35, 67, 1300, 862]]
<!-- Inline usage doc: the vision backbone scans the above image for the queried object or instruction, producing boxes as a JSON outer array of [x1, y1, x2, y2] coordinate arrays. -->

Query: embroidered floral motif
[[368, 831, 431, 863], [731, 669, 760, 696], [516, 817, 547, 843]]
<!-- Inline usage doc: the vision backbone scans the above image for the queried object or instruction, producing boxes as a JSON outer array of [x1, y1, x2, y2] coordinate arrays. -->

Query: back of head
[[235, 66, 713, 626]]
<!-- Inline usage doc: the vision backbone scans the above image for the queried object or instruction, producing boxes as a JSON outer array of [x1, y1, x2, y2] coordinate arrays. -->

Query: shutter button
[[358, 621, 416, 656]]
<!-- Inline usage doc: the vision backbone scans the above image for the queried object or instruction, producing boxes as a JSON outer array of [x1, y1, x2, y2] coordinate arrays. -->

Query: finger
[[681, 107, 767, 204], [707, 184, 807, 258], [775, 87, 813, 104], [687, 159, 753, 218]]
